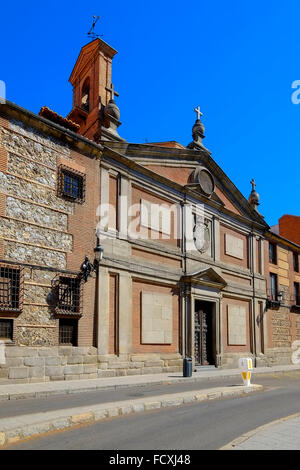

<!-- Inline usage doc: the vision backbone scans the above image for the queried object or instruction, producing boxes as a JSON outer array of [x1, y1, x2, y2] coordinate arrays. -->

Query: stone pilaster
[[213, 216, 220, 261], [118, 176, 130, 240], [118, 272, 132, 354], [97, 267, 110, 354]]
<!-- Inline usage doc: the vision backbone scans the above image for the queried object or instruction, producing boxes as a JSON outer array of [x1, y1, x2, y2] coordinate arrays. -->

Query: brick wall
[[220, 225, 249, 269], [131, 247, 181, 268], [279, 215, 300, 246], [214, 186, 242, 216], [131, 185, 179, 247], [144, 166, 192, 186]]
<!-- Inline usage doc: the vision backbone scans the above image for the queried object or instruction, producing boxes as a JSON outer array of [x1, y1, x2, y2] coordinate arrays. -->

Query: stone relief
[[193, 216, 210, 254]]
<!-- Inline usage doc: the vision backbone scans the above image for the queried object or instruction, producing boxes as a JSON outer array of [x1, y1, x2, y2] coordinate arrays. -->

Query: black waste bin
[[183, 357, 193, 377]]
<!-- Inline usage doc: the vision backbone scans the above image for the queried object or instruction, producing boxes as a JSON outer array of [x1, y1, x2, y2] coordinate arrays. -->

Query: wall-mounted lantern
[[80, 244, 104, 282]]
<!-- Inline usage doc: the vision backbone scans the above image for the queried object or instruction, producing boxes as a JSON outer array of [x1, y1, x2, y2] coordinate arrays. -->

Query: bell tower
[[67, 38, 124, 142]]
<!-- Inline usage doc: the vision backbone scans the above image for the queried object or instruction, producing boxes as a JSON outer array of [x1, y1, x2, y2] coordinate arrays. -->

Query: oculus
[[193, 166, 215, 197]]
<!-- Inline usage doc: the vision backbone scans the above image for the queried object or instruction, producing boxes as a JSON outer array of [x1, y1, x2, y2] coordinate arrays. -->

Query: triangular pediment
[[214, 185, 243, 216], [103, 142, 268, 229], [182, 267, 227, 289]]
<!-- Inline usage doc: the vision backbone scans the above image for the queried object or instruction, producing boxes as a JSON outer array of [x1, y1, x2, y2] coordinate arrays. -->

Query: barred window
[[0, 266, 22, 312], [56, 276, 81, 315], [58, 165, 85, 203], [0, 319, 13, 340], [59, 318, 78, 346]]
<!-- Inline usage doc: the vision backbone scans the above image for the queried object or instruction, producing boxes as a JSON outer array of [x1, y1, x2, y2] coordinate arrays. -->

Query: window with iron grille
[[269, 242, 277, 265], [0, 265, 22, 312], [58, 165, 85, 203], [56, 276, 82, 315], [0, 319, 13, 340], [59, 318, 78, 346]]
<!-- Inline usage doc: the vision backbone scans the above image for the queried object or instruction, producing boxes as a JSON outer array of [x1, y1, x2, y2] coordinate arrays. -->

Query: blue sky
[[0, 0, 299, 226]]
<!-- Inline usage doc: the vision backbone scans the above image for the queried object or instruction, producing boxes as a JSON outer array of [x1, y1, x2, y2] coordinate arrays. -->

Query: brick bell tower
[[67, 38, 125, 142]]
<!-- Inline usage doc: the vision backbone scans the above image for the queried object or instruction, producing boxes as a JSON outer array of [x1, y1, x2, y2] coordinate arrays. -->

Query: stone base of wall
[[264, 348, 293, 366], [1, 346, 294, 384], [0, 347, 183, 384], [219, 349, 293, 369], [219, 353, 256, 369]]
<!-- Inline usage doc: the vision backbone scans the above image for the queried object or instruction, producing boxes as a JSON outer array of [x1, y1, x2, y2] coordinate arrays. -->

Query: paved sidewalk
[[0, 363, 299, 401], [222, 413, 300, 450]]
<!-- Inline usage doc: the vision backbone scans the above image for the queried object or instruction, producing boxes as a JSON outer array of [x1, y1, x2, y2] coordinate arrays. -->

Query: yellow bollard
[[238, 357, 253, 386]]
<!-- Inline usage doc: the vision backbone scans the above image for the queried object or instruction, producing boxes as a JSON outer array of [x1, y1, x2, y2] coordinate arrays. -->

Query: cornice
[[0, 101, 103, 159]]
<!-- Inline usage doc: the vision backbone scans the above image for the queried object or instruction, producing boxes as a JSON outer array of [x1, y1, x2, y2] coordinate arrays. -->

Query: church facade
[[0, 37, 296, 383]]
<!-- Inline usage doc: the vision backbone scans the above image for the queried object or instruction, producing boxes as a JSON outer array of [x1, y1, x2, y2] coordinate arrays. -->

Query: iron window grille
[[59, 318, 78, 346], [0, 319, 13, 341], [58, 165, 86, 203], [53, 275, 82, 317], [0, 264, 23, 313]]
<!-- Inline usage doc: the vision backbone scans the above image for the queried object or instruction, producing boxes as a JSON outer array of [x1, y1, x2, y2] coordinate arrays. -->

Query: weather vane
[[87, 15, 102, 40]]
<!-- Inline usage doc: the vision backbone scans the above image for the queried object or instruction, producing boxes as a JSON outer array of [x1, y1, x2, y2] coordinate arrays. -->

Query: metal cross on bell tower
[[194, 106, 203, 120], [250, 178, 256, 191], [105, 83, 120, 102]]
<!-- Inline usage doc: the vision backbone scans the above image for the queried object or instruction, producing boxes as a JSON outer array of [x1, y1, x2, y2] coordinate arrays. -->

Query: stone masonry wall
[[0, 116, 99, 348], [0, 347, 183, 384], [0, 119, 73, 346]]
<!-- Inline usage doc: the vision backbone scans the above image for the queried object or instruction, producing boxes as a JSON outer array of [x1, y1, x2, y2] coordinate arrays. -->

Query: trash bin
[[183, 357, 193, 377]]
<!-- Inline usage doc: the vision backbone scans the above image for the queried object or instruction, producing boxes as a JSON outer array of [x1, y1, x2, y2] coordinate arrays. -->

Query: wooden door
[[194, 310, 209, 365]]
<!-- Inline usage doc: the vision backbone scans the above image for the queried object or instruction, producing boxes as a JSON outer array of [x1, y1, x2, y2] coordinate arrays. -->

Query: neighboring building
[[264, 223, 300, 364], [0, 36, 296, 383], [278, 215, 300, 246]]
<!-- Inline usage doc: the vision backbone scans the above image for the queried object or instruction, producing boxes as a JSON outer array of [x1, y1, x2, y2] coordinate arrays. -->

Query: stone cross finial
[[250, 179, 256, 191], [194, 106, 203, 120], [105, 83, 119, 102]]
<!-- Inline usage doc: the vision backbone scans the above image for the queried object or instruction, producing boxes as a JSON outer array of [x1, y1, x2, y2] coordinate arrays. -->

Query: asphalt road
[[5, 372, 300, 450], [0, 374, 248, 419]]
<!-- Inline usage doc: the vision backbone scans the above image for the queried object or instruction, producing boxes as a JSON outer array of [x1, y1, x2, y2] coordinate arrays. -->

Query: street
[[4, 372, 300, 450]]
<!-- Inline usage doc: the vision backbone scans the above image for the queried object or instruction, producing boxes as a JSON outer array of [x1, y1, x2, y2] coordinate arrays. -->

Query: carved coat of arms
[[193, 217, 210, 253]]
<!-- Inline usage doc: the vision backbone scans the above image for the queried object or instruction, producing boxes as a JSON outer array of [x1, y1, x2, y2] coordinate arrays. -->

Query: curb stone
[[220, 411, 300, 450], [0, 384, 263, 448]]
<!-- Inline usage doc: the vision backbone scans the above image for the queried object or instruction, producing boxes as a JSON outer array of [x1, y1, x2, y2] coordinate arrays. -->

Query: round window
[[193, 167, 215, 196]]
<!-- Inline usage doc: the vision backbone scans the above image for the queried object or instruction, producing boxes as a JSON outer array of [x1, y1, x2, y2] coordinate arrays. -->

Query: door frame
[[188, 288, 221, 367]]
